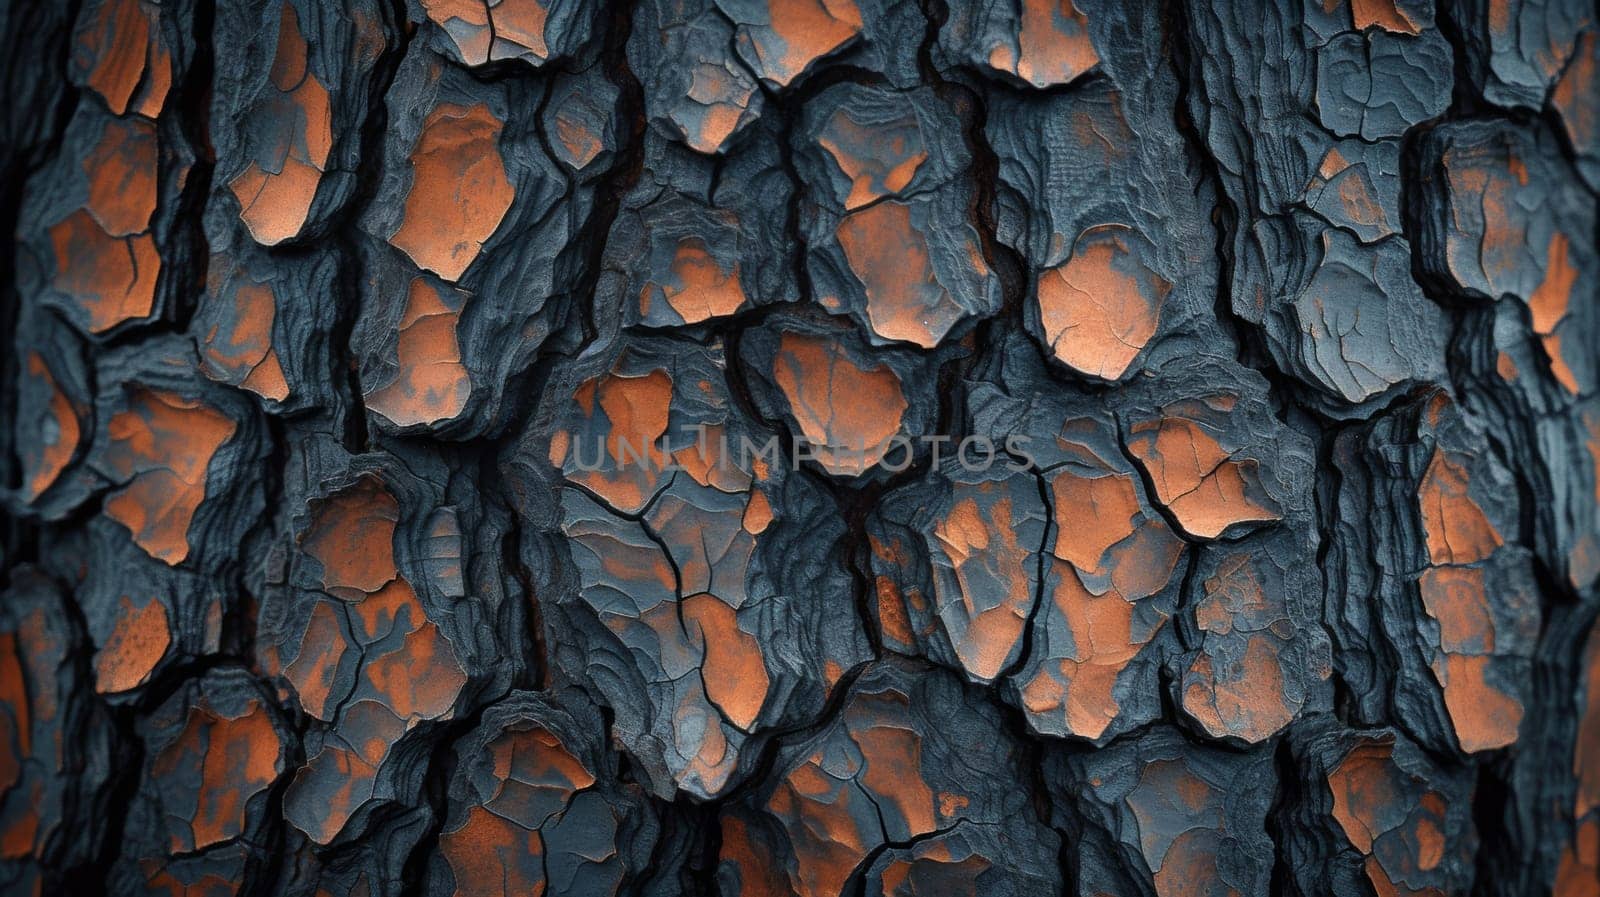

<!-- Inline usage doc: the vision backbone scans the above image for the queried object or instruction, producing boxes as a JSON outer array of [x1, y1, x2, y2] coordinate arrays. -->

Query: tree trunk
[[2, 0, 1598, 895]]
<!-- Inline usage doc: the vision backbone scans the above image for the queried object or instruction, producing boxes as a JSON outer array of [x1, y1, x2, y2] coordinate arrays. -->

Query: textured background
[[2, 0, 1599, 895]]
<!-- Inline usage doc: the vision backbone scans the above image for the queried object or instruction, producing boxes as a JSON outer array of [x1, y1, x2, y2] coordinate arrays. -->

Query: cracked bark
[[3, 0, 1599, 895]]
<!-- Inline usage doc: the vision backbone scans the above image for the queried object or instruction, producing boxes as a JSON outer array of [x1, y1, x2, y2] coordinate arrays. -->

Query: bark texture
[[2, 0, 1599, 895]]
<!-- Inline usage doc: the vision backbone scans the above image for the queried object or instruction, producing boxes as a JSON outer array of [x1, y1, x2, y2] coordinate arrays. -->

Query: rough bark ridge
[[2, 0, 1598, 895]]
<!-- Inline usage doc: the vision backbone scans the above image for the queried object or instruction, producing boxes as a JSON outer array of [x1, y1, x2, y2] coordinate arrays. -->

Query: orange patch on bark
[[302, 476, 401, 599], [1191, 554, 1278, 636], [485, 0, 552, 63], [103, 390, 236, 564], [438, 804, 545, 897], [0, 634, 29, 766], [247, 359, 288, 402], [355, 579, 468, 722], [879, 845, 988, 896], [554, 114, 601, 168], [768, 760, 870, 897], [1528, 232, 1582, 394], [870, 535, 920, 650], [1441, 143, 1528, 297], [742, 489, 774, 534], [766, 685, 956, 897], [1334, 165, 1390, 232], [931, 487, 1034, 682], [684, 594, 769, 730], [1556, 817, 1600, 897], [20, 353, 81, 500], [681, 63, 758, 154], [836, 200, 966, 347], [366, 278, 473, 426], [1049, 468, 1141, 576], [283, 701, 406, 845], [1416, 447, 1503, 566], [1179, 555, 1299, 742], [1127, 416, 1280, 539], [1497, 350, 1520, 381], [1124, 758, 1221, 874], [1434, 652, 1524, 753], [773, 332, 908, 475], [817, 107, 927, 210], [1418, 566, 1496, 651], [1006, 0, 1099, 87], [1037, 225, 1169, 379], [1327, 739, 1400, 854], [93, 597, 170, 693], [487, 726, 595, 820], [742, 0, 863, 86], [599, 370, 673, 464], [202, 280, 289, 402], [670, 677, 736, 795], [851, 713, 937, 840], [0, 784, 40, 860], [559, 368, 674, 513], [230, 3, 333, 245], [1182, 632, 1294, 743], [1151, 828, 1231, 897], [719, 814, 789, 897], [983, 1, 1096, 88], [84, 117, 158, 238], [151, 699, 282, 850], [1351, 0, 1424, 33], [390, 103, 514, 281], [654, 239, 747, 323], [284, 599, 346, 720], [669, 423, 751, 494], [78, 0, 171, 117], [422, 0, 551, 66], [49, 210, 161, 334], [1105, 515, 1187, 600], [1577, 619, 1600, 818], [1553, 31, 1597, 188], [1022, 567, 1160, 740]]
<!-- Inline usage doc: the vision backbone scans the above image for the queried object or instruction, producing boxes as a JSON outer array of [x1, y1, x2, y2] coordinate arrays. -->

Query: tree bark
[[2, 0, 1598, 895]]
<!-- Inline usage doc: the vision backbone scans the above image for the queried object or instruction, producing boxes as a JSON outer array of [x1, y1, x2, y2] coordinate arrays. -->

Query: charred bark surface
[[2, 0, 1598, 895]]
